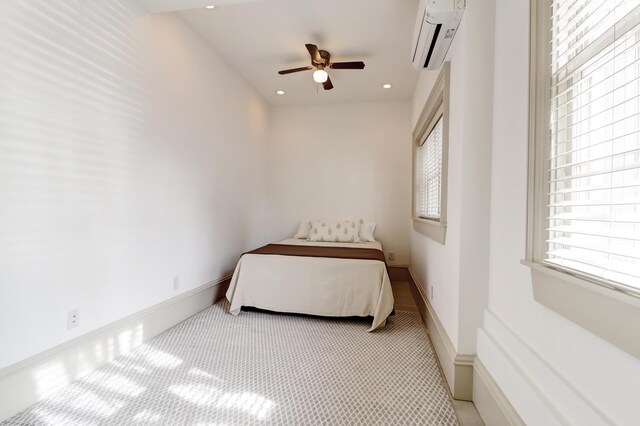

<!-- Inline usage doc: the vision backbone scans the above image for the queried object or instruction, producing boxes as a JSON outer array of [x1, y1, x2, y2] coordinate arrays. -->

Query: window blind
[[417, 115, 443, 220], [547, 0, 640, 291]]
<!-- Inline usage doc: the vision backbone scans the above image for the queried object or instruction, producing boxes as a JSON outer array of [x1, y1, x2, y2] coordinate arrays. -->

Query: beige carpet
[[3, 300, 458, 425]]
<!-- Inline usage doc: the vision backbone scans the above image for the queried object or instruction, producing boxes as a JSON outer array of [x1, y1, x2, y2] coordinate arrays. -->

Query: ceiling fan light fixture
[[383, 83, 392, 89], [277, 44, 365, 91], [205, 5, 215, 9], [313, 68, 329, 83], [275, 90, 285, 95]]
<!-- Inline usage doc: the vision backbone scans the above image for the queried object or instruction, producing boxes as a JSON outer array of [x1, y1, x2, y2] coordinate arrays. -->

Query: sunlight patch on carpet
[[3, 300, 458, 425]]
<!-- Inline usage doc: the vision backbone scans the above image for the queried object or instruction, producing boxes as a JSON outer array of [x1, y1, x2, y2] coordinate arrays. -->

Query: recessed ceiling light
[[382, 83, 392, 89], [275, 90, 285, 95], [205, 5, 215, 9]]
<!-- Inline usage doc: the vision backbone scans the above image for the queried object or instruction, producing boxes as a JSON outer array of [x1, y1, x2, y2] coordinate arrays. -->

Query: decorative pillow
[[307, 220, 361, 243], [294, 220, 311, 239], [359, 219, 377, 242]]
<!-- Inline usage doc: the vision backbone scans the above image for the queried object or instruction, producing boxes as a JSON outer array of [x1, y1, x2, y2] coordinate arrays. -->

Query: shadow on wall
[[1, 0, 271, 374], [0, 0, 147, 233], [0, 0, 152, 367]]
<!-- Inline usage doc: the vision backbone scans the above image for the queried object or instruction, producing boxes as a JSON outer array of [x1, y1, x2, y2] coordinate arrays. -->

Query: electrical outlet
[[173, 275, 180, 291], [67, 309, 79, 330], [388, 251, 396, 262], [429, 285, 434, 300]]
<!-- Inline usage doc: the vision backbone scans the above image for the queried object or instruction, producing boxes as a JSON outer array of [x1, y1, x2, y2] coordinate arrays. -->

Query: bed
[[225, 238, 394, 331]]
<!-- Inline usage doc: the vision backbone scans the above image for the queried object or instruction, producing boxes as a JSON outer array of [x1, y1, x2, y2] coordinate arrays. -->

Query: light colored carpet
[[3, 301, 458, 425]]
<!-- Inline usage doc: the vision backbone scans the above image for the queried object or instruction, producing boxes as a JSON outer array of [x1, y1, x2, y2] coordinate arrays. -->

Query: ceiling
[[138, 0, 264, 14], [178, 0, 421, 106]]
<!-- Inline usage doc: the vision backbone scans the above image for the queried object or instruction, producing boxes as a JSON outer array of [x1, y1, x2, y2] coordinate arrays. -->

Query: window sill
[[521, 260, 640, 359], [413, 218, 446, 244]]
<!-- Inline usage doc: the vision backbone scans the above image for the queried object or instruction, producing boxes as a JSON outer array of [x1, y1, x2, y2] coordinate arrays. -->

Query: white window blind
[[417, 115, 443, 220], [547, 0, 640, 291]]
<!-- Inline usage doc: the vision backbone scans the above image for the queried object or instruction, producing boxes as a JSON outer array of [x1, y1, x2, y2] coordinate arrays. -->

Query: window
[[529, 0, 640, 296], [528, 0, 640, 357], [417, 113, 444, 221], [412, 62, 450, 244]]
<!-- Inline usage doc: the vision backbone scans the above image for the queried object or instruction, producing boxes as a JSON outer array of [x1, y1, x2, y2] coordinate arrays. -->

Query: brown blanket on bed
[[244, 244, 387, 264]]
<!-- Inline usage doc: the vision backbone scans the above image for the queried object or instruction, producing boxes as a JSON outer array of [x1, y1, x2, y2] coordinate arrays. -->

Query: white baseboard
[[407, 268, 474, 401], [473, 358, 525, 426], [477, 310, 614, 425], [0, 274, 232, 422]]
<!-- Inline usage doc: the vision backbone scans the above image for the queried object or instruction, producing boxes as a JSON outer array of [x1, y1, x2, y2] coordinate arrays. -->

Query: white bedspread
[[225, 238, 394, 331]]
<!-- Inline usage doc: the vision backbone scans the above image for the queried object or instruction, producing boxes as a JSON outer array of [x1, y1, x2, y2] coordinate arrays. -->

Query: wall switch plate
[[429, 286, 434, 300], [173, 276, 180, 291], [67, 309, 79, 330], [388, 251, 396, 261]]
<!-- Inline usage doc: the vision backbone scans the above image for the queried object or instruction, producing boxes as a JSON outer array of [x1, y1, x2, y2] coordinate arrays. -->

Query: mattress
[[225, 238, 394, 331]]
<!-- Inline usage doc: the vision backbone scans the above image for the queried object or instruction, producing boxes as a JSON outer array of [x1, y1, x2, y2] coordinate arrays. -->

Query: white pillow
[[358, 219, 377, 242], [307, 220, 361, 243], [294, 220, 311, 239]]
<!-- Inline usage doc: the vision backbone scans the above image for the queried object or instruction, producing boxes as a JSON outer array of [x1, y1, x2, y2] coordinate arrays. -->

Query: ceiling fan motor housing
[[316, 50, 331, 66]]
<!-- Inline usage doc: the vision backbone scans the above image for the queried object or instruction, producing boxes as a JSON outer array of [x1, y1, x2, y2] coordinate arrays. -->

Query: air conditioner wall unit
[[411, 0, 465, 70]]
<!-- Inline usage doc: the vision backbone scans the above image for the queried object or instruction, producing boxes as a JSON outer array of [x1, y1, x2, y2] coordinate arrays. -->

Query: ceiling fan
[[278, 43, 365, 90]]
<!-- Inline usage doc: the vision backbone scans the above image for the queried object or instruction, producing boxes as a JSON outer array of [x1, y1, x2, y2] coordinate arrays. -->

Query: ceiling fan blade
[[278, 66, 314, 75], [305, 43, 322, 64], [323, 76, 334, 90], [329, 61, 365, 70]]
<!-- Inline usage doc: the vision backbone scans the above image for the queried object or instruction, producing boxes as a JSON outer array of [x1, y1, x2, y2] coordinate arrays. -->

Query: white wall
[[267, 101, 412, 264], [411, 1, 640, 422], [0, 0, 270, 370], [410, 0, 494, 354], [9, 1, 636, 423], [477, 0, 640, 424]]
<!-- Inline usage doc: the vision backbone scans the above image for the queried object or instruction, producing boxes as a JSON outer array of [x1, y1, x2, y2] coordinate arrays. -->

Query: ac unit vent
[[411, 0, 465, 70]]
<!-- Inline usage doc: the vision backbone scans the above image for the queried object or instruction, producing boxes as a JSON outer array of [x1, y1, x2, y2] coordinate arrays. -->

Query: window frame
[[526, 0, 550, 267], [526, 0, 640, 358], [412, 62, 450, 244]]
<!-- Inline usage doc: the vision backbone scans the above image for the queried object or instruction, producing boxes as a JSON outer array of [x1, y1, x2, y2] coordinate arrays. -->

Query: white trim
[[523, 260, 640, 359], [522, 260, 640, 302], [412, 62, 450, 244], [0, 274, 232, 422], [478, 310, 614, 425], [412, 218, 447, 243], [407, 268, 474, 401], [523, 260, 640, 300], [526, 0, 550, 262], [418, 107, 444, 148], [473, 358, 525, 426]]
